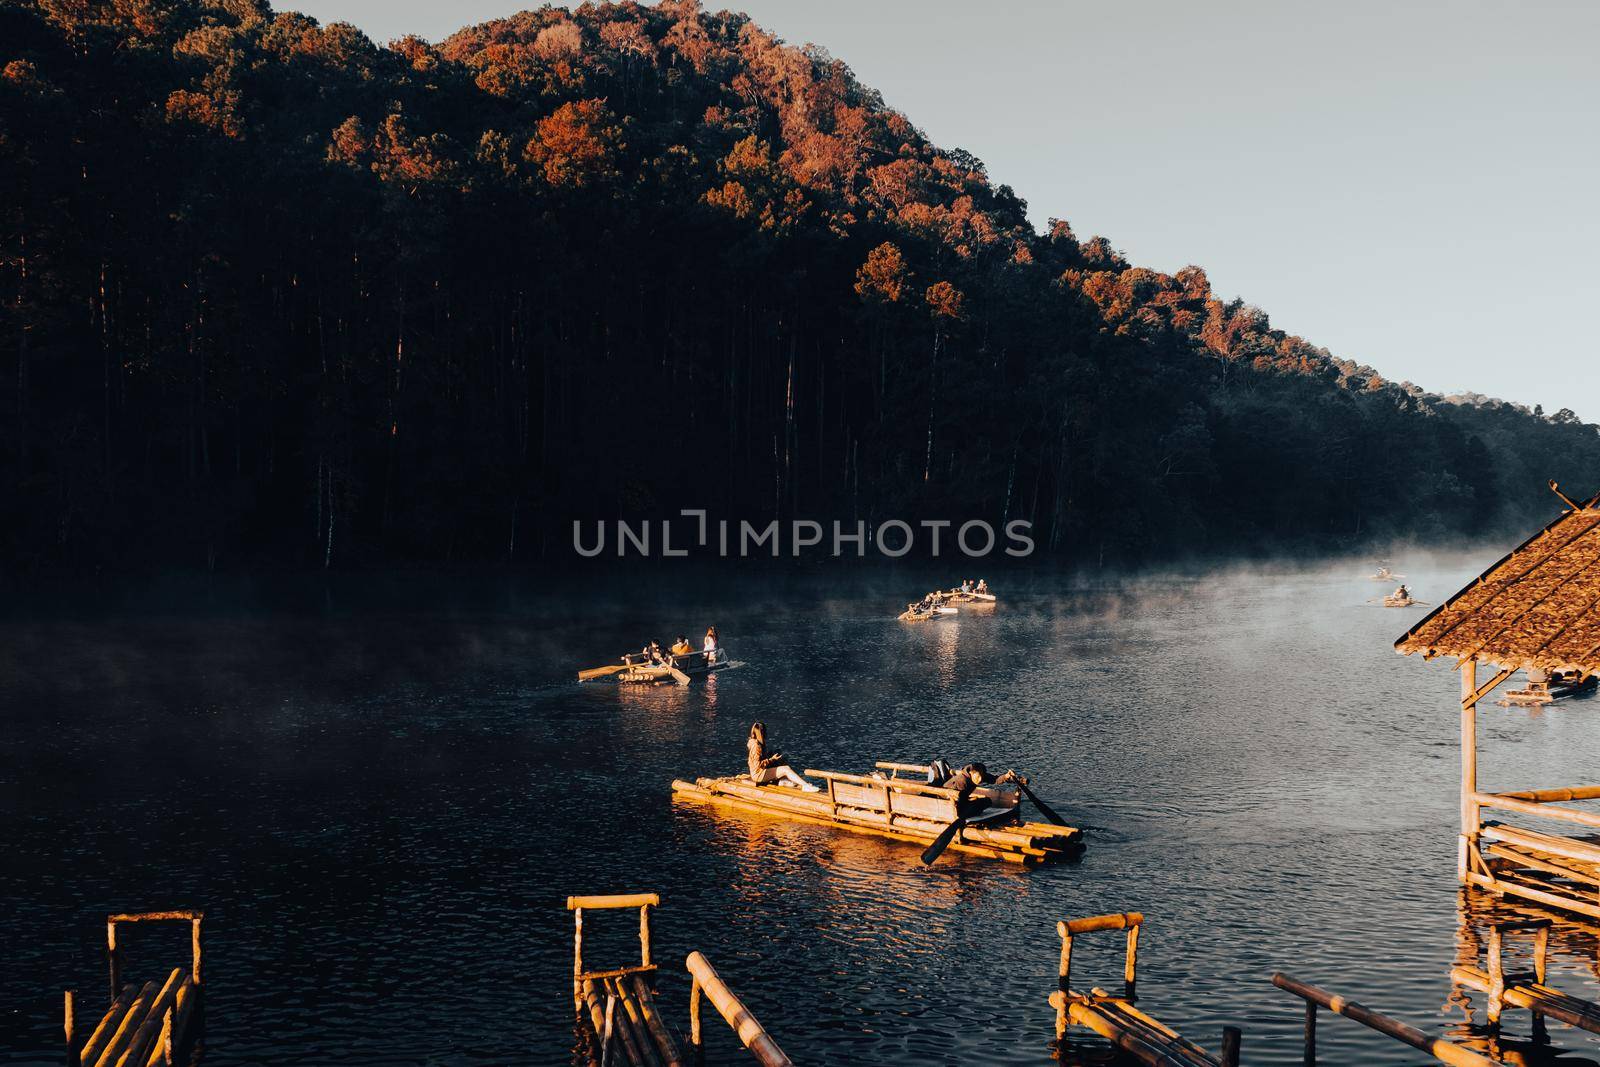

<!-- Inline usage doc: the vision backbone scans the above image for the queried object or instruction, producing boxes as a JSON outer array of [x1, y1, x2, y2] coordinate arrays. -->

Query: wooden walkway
[[66, 911, 204, 1067], [1051, 913, 1240, 1067]]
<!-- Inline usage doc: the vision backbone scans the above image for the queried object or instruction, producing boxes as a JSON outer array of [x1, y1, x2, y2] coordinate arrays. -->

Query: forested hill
[[2, 0, 1596, 570]]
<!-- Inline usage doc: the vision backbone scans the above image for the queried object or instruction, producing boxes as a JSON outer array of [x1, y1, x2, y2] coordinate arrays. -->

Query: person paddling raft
[[746, 722, 819, 792], [940, 762, 1019, 817]]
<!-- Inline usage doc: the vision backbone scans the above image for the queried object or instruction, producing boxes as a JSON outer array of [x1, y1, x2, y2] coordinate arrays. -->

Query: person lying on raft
[[747, 721, 819, 792], [940, 762, 1019, 817], [670, 635, 694, 656]]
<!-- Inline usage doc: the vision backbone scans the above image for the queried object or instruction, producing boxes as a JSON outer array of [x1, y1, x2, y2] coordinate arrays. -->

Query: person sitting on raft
[[940, 762, 1018, 817], [747, 721, 819, 792], [643, 640, 665, 664], [975, 578, 989, 595], [703, 627, 719, 661], [1394, 584, 1410, 601], [670, 635, 694, 656]]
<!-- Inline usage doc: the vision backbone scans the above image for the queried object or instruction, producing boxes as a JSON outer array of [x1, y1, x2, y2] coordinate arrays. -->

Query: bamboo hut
[[1395, 483, 1600, 920]]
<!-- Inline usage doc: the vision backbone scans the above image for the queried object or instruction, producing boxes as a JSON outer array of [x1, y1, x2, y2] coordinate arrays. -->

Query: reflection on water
[[4, 557, 1600, 1064]]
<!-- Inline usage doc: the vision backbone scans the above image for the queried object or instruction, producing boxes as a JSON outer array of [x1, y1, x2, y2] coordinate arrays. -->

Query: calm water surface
[[4, 558, 1600, 1065]]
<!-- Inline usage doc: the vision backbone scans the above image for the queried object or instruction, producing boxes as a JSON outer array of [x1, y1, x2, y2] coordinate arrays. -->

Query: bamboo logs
[[685, 952, 792, 1067]]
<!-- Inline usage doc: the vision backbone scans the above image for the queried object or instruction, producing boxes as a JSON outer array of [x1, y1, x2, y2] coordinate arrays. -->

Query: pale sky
[[293, 0, 1600, 420]]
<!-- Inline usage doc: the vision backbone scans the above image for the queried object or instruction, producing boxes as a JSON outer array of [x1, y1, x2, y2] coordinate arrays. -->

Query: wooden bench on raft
[[1451, 918, 1600, 1041], [1049, 912, 1241, 1067], [1272, 973, 1501, 1066], [65, 910, 204, 1067], [567, 893, 791, 1067]]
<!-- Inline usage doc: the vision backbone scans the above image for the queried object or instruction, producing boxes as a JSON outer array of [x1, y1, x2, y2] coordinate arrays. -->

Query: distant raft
[[672, 762, 1084, 865], [1499, 670, 1598, 707], [941, 588, 997, 606], [578, 648, 731, 685], [898, 604, 957, 622]]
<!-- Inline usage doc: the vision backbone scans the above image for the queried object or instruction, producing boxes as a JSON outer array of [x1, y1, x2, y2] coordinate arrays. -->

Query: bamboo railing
[[66, 910, 205, 1067], [686, 952, 791, 1067], [1272, 973, 1499, 1066]]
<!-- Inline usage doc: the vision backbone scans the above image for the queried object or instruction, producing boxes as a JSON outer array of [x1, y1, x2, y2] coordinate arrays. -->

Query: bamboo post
[[64, 990, 79, 1066], [106, 919, 121, 1002], [1124, 923, 1139, 999], [1485, 926, 1505, 1028], [574, 907, 585, 1009], [639, 904, 652, 970], [1461, 657, 1479, 881], [1220, 1026, 1241, 1067], [602, 995, 616, 1067], [689, 979, 703, 1064], [1056, 931, 1073, 1038], [159, 1009, 173, 1067], [1302, 1000, 1316, 1065], [190, 917, 202, 986]]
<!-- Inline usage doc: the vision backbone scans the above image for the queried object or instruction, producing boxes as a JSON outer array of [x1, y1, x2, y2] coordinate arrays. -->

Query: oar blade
[[668, 667, 692, 686], [1019, 781, 1067, 826], [920, 818, 964, 865]]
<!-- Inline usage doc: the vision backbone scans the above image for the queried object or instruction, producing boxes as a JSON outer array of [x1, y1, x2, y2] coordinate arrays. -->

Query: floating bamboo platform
[[1497, 671, 1596, 707], [567, 892, 790, 1067], [672, 762, 1083, 864], [1396, 483, 1600, 923], [1452, 917, 1600, 1043], [579, 648, 731, 685], [940, 588, 997, 606], [65, 910, 204, 1067], [898, 605, 956, 622], [1273, 973, 1500, 1066], [1050, 912, 1240, 1067]]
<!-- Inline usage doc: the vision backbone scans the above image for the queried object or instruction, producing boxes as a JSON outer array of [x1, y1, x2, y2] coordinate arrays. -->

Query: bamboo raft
[[940, 588, 997, 605], [672, 762, 1083, 864], [579, 648, 731, 685], [568, 892, 791, 1067], [65, 911, 204, 1067], [1497, 671, 1597, 707], [897, 605, 957, 622], [1050, 912, 1240, 1066], [1452, 918, 1600, 1041]]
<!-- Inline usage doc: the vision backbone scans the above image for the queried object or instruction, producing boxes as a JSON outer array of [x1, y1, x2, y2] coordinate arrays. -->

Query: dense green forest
[[2, 0, 1596, 569]]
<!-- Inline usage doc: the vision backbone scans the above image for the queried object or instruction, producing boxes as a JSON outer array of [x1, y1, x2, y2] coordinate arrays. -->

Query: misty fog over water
[[4, 554, 1600, 1065]]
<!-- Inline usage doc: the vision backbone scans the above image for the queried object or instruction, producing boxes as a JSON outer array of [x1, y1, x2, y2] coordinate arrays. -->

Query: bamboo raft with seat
[[567, 892, 791, 1066], [1396, 482, 1600, 922], [65, 910, 205, 1067], [1452, 918, 1600, 1040], [1049, 912, 1240, 1066], [671, 762, 1083, 864]]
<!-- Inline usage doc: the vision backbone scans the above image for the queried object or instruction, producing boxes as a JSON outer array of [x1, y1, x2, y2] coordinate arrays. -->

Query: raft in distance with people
[[577, 648, 730, 685], [672, 761, 1084, 865]]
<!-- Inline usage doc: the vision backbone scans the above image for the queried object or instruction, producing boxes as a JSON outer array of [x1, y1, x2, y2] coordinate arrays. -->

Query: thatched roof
[[1395, 492, 1600, 674]]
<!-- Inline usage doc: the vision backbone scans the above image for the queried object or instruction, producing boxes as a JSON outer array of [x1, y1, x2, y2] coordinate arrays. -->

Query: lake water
[[4, 557, 1600, 1065]]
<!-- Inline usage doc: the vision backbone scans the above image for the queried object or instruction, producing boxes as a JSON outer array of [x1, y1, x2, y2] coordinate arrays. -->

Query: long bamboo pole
[[1461, 657, 1479, 881], [684, 953, 792, 1067], [1272, 973, 1498, 1067]]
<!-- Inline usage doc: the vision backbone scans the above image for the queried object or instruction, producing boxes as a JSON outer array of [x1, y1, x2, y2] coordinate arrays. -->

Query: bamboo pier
[[1049, 912, 1241, 1066], [1396, 482, 1600, 922], [567, 892, 788, 1066], [65, 910, 205, 1067], [672, 762, 1083, 864]]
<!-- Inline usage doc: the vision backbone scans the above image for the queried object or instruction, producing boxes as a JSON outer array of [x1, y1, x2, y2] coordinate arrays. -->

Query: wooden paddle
[[667, 665, 692, 685], [578, 664, 627, 682], [1017, 780, 1067, 826], [920, 817, 966, 865]]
